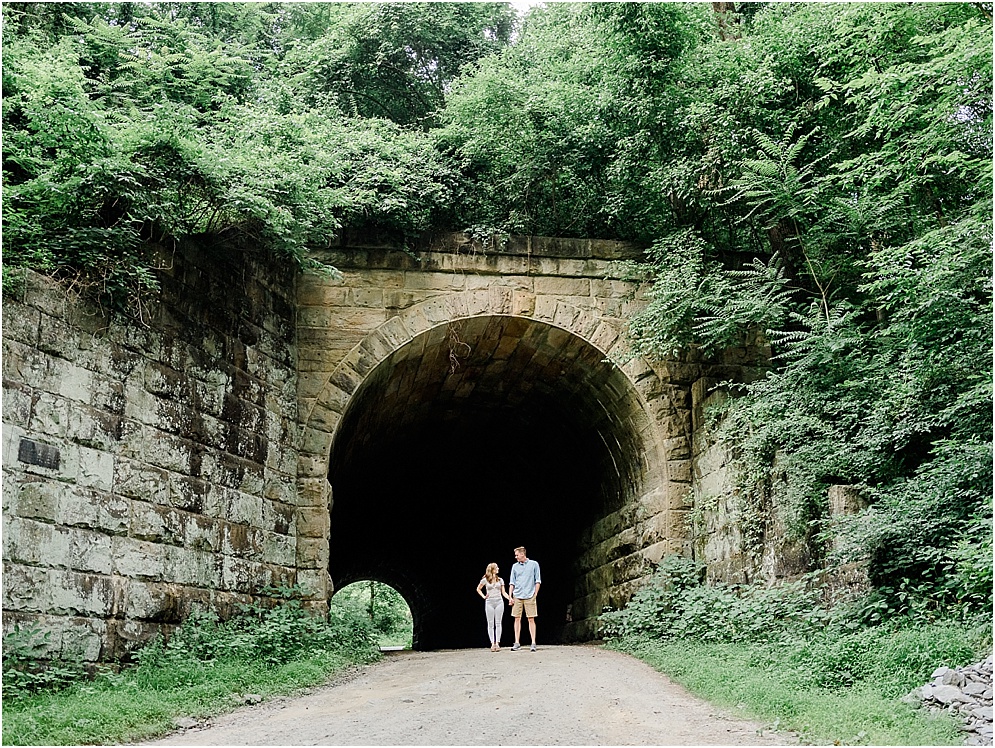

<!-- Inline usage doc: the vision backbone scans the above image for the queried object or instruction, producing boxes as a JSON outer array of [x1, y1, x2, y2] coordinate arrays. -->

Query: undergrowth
[[2, 587, 381, 746], [602, 555, 992, 746]]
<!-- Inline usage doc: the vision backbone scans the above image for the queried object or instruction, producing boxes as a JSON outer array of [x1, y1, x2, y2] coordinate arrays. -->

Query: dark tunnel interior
[[327, 316, 647, 650]]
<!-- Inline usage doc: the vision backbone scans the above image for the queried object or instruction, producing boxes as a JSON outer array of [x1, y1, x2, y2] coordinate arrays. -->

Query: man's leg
[[513, 615, 522, 645], [528, 616, 537, 649]]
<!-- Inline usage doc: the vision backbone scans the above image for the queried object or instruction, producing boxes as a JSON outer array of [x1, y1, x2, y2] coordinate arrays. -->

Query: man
[[508, 546, 541, 651]]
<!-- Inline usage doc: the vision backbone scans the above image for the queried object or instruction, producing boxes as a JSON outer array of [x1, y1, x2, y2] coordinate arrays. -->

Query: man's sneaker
[[511, 643, 521, 651], [530, 644, 537, 652]]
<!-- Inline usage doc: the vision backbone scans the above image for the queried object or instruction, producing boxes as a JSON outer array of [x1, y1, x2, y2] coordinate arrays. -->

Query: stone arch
[[295, 291, 692, 645], [302, 290, 679, 471]]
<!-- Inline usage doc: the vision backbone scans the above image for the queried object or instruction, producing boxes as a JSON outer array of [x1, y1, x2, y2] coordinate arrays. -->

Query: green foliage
[[3, 1, 989, 625], [280, 3, 514, 127], [1, 626, 87, 699], [135, 591, 379, 672], [2, 1, 481, 311], [2, 30, 158, 310], [765, 618, 990, 696], [3, 585, 381, 743], [3, 585, 379, 708], [601, 555, 828, 643], [2, 647, 370, 747], [605, 555, 991, 744], [330, 581, 413, 647], [722, 125, 827, 229], [607, 3, 992, 619], [831, 440, 994, 621], [438, 2, 705, 239], [599, 555, 701, 639], [623, 229, 792, 358], [615, 630, 984, 746]]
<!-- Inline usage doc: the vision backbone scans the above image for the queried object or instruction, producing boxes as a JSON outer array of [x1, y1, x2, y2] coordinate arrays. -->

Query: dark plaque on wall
[[17, 439, 60, 469]]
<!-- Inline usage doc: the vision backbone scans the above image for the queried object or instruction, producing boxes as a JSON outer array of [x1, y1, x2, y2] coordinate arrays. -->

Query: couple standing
[[475, 546, 541, 652]]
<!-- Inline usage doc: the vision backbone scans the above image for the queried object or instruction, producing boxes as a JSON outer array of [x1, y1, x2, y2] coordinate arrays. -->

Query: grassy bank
[[3, 590, 383, 746], [611, 619, 990, 746], [599, 555, 992, 746], [2, 650, 373, 746]]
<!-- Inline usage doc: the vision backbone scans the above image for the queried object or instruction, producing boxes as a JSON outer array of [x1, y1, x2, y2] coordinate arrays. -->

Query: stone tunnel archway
[[310, 295, 685, 650]]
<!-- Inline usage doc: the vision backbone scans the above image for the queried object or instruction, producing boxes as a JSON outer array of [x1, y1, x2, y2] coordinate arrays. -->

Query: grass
[[611, 619, 991, 746], [4, 585, 413, 745], [2, 649, 375, 746], [6, 588, 987, 747], [377, 629, 413, 649]]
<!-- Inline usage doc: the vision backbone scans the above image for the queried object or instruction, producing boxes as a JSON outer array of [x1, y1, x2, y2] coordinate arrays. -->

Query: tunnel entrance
[[327, 315, 654, 650], [330, 580, 414, 650]]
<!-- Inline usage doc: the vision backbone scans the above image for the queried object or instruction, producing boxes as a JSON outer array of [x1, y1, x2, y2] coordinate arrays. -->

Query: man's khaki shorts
[[511, 596, 538, 618]]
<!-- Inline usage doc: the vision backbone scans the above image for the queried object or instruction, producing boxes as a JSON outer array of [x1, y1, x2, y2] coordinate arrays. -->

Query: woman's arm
[[476, 579, 487, 599], [501, 578, 511, 600]]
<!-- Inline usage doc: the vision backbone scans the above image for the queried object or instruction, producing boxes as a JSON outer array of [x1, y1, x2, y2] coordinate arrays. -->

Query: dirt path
[[143, 644, 794, 746]]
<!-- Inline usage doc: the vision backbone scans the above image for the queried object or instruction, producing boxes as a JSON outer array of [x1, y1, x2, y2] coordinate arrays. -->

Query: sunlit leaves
[[438, 2, 701, 239], [281, 2, 514, 127], [627, 229, 791, 359], [609, 2, 992, 615], [722, 126, 828, 229], [1, 2, 460, 308]]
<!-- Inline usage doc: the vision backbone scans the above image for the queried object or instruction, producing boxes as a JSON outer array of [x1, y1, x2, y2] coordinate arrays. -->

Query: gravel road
[[143, 644, 794, 746]]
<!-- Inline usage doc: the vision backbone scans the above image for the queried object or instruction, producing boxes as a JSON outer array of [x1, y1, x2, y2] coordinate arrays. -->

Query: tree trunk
[[711, 2, 740, 41]]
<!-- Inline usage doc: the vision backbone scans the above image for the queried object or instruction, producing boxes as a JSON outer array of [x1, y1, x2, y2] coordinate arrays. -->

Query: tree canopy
[[2, 2, 991, 621], [2, 2, 512, 306]]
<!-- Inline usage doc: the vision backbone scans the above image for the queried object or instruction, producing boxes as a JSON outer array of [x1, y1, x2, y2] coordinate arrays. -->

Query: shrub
[[1, 626, 88, 699], [600, 555, 828, 643], [135, 588, 380, 673], [599, 555, 702, 639], [603, 556, 992, 707]]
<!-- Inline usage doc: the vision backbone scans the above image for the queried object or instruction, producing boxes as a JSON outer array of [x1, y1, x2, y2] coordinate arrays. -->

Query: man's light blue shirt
[[509, 559, 541, 599]]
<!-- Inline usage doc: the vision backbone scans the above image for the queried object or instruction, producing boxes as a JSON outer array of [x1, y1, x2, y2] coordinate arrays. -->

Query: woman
[[476, 562, 511, 651]]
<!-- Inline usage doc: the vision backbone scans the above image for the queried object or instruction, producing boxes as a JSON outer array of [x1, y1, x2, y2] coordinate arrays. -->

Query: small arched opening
[[329, 580, 414, 650]]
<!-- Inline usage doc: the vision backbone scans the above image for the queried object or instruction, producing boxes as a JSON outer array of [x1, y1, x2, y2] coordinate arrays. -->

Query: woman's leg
[[492, 602, 503, 646], [485, 600, 499, 646]]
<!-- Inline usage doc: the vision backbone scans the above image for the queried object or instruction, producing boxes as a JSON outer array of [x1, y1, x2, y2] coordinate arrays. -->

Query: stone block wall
[[2, 244, 301, 660], [2, 228, 780, 657], [295, 232, 651, 412], [690, 345, 818, 586], [690, 378, 751, 583]]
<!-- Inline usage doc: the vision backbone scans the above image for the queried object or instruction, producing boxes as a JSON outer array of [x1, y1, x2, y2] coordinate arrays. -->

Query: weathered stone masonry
[[2, 244, 301, 660], [296, 232, 766, 646], [2, 232, 768, 658]]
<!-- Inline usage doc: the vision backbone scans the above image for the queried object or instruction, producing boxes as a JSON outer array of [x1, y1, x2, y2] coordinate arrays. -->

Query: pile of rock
[[906, 655, 993, 745]]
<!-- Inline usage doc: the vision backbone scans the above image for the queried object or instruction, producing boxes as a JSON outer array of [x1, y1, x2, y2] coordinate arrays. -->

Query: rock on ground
[[906, 654, 993, 746]]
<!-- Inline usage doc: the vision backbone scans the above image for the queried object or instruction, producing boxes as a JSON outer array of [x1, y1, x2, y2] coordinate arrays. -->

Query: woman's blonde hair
[[484, 562, 499, 583]]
